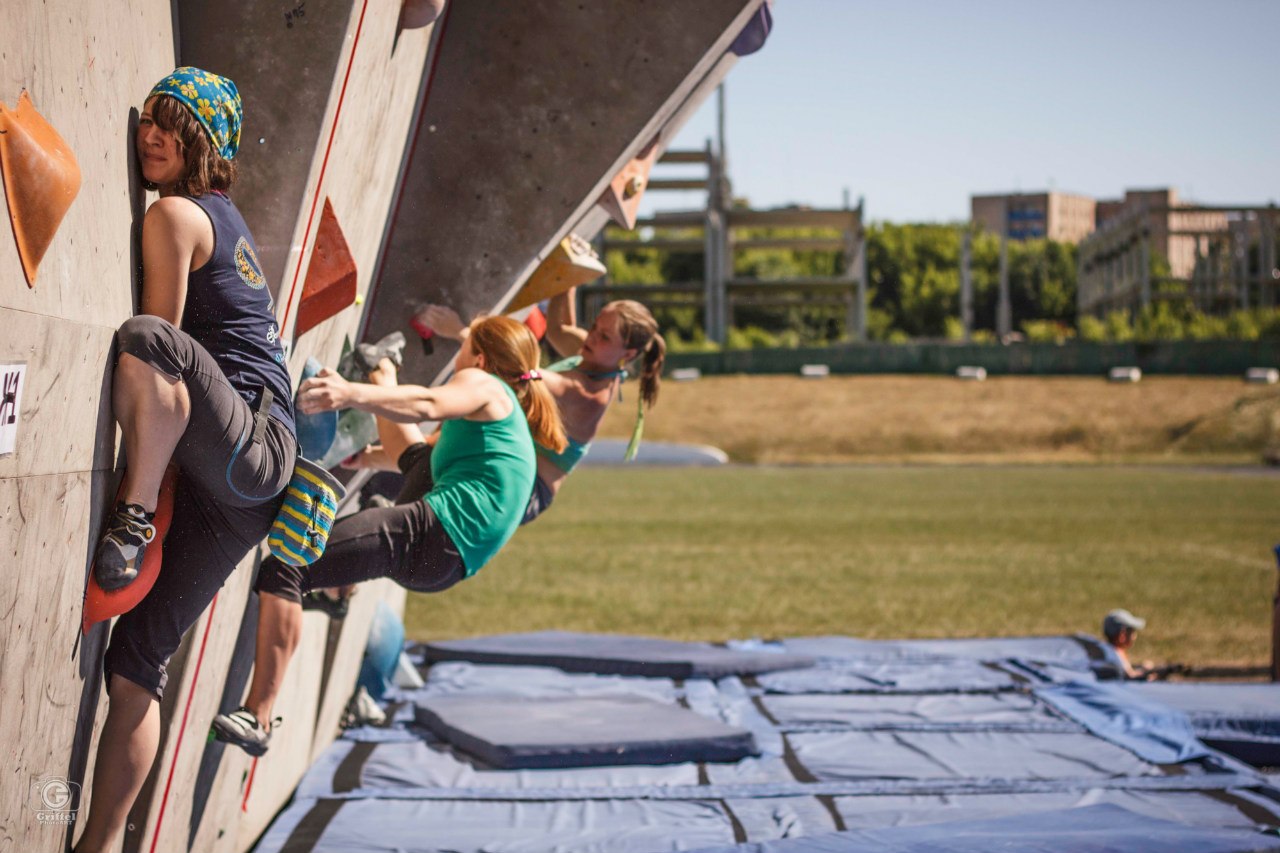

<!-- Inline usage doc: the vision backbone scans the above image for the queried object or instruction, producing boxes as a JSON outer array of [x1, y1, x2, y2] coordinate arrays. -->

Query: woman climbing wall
[[75, 68, 296, 853]]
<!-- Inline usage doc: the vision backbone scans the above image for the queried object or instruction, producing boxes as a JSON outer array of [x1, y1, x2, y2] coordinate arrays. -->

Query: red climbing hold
[[294, 197, 358, 338], [524, 305, 547, 340], [83, 465, 179, 634]]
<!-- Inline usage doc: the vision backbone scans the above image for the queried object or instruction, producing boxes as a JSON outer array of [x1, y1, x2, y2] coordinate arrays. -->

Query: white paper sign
[[0, 362, 27, 456]]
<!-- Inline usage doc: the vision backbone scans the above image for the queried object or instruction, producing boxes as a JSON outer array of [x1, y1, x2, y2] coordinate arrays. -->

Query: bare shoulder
[[540, 369, 572, 396], [451, 366, 503, 398], [144, 195, 210, 238], [145, 194, 205, 222]]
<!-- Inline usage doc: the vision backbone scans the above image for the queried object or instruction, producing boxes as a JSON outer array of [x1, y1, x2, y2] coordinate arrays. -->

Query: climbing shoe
[[94, 502, 157, 591], [338, 331, 406, 380], [211, 707, 280, 757], [301, 589, 351, 621], [339, 686, 387, 730]]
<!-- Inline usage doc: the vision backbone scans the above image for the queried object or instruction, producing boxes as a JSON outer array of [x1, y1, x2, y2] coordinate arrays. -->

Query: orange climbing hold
[[82, 465, 179, 634], [596, 135, 659, 230], [0, 90, 81, 287], [507, 234, 606, 313], [294, 197, 358, 338]]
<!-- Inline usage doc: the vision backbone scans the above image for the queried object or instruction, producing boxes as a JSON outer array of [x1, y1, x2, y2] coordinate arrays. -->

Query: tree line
[[604, 220, 1280, 351]]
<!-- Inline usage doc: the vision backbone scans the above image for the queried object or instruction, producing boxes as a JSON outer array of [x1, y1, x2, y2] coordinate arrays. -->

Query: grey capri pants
[[102, 316, 294, 700]]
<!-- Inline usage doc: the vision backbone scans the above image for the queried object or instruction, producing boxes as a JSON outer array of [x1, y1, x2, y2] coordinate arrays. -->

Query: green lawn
[[405, 466, 1279, 667]]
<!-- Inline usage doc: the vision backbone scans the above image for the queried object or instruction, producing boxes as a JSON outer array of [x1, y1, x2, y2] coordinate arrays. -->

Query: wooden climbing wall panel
[[0, 0, 436, 851]]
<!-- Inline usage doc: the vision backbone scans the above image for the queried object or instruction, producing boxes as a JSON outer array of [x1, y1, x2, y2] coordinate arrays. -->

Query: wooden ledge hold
[[0, 91, 81, 287], [507, 233, 606, 313]]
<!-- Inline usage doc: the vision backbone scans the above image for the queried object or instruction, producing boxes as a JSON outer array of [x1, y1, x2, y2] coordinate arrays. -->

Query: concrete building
[[971, 191, 1097, 243], [1095, 188, 1229, 279], [972, 188, 1232, 280]]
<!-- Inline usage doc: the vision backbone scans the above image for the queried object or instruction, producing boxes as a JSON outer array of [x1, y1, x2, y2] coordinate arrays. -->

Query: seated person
[[1102, 608, 1155, 680]]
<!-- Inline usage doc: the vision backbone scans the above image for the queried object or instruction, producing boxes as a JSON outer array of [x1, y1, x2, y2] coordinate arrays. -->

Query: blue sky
[[645, 0, 1279, 223]]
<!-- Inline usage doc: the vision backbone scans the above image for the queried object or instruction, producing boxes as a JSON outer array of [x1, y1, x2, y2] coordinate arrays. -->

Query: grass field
[[592, 375, 1280, 464], [405, 465, 1279, 668]]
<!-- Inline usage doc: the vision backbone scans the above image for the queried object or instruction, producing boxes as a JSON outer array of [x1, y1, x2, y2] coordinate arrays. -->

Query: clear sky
[[645, 0, 1280, 223]]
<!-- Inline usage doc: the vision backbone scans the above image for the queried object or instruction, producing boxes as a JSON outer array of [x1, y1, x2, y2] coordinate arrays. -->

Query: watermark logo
[[29, 775, 81, 824]]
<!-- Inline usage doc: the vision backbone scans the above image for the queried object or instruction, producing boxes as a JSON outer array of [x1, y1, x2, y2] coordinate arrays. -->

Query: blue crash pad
[[413, 694, 760, 769], [684, 803, 1280, 853], [422, 631, 814, 678], [1036, 681, 1209, 765], [1127, 682, 1280, 767]]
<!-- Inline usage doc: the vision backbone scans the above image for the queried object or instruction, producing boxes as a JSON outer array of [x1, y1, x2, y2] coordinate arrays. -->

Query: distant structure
[[971, 187, 1276, 321], [1094, 188, 1230, 279], [1078, 195, 1277, 317], [970, 188, 1234, 277], [971, 191, 1097, 244], [583, 87, 867, 345]]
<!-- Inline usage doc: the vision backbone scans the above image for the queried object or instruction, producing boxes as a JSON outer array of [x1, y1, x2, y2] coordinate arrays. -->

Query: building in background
[[971, 191, 1097, 243], [972, 188, 1232, 279], [1094, 188, 1228, 278]]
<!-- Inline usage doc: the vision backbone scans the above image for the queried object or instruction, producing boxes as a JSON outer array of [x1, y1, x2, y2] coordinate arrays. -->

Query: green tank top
[[424, 382, 535, 575]]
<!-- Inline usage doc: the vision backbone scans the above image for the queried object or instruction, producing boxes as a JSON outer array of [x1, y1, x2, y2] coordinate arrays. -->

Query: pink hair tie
[[519, 370, 542, 381]]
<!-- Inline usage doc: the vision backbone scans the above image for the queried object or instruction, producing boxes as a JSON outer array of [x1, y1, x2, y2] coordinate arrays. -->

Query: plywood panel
[[1, 5, 174, 848], [0, 308, 116, 480], [0, 0, 173, 327], [125, 564, 259, 853], [310, 578, 405, 763], [282, 3, 439, 365], [177, 0, 438, 374], [0, 470, 115, 853]]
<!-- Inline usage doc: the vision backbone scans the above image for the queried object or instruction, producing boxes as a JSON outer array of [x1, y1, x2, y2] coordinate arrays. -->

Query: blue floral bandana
[[148, 67, 242, 160]]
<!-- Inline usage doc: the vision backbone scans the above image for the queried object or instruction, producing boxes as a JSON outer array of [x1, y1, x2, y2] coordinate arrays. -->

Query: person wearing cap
[[1102, 609, 1155, 680], [76, 68, 297, 852]]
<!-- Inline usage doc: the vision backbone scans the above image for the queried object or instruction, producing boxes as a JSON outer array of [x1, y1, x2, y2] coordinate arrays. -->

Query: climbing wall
[[362, 0, 767, 385], [127, 3, 441, 853], [0, 3, 176, 852], [0, 2, 435, 852], [1, 1, 764, 851]]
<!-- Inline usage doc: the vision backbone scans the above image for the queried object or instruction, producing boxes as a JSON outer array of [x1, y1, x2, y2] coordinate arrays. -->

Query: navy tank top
[[182, 192, 295, 435]]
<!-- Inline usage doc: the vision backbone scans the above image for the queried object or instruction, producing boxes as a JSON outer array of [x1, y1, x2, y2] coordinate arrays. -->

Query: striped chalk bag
[[268, 456, 346, 566]]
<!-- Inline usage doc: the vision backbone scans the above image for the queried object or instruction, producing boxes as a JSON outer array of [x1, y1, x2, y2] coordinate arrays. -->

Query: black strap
[[1070, 633, 1108, 662], [252, 387, 274, 444], [1202, 788, 1280, 826], [817, 795, 847, 831], [332, 741, 376, 793], [718, 799, 749, 843], [779, 735, 818, 784], [278, 798, 344, 853]]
